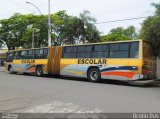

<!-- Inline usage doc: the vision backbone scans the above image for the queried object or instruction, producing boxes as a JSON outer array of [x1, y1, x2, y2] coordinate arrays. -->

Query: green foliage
[[0, 10, 100, 50], [152, 2, 160, 15], [101, 26, 137, 42], [140, 16, 160, 56], [101, 34, 131, 42], [140, 2, 160, 56], [79, 10, 100, 43], [0, 13, 33, 50]]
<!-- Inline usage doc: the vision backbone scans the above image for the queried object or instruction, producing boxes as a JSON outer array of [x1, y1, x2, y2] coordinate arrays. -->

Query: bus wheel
[[36, 66, 43, 77], [88, 68, 101, 82], [8, 65, 13, 74]]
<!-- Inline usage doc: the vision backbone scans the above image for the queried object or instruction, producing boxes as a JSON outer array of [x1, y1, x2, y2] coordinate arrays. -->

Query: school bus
[[5, 40, 156, 82]]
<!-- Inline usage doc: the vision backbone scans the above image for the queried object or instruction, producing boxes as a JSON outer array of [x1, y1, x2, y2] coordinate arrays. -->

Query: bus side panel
[[60, 59, 88, 78], [60, 58, 143, 81], [101, 59, 143, 80], [12, 59, 48, 74]]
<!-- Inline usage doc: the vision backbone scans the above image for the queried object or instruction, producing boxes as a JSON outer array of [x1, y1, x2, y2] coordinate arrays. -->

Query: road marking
[[26, 101, 103, 113]]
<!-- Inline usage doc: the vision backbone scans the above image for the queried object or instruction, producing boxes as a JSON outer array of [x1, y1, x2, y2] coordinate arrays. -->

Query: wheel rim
[[37, 68, 42, 75], [90, 71, 98, 81]]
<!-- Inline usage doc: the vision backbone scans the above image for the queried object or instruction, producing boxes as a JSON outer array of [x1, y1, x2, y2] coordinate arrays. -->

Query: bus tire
[[36, 66, 43, 77], [87, 68, 101, 83], [8, 65, 13, 74]]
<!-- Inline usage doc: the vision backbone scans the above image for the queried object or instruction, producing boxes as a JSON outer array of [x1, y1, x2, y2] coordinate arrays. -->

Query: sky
[[0, 0, 159, 35]]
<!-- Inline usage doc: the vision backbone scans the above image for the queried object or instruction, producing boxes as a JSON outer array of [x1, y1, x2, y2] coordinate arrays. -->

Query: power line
[[95, 16, 147, 24]]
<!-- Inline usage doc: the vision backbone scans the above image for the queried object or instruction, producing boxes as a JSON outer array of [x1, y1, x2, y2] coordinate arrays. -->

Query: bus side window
[[21, 50, 28, 59], [109, 43, 129, 58], [130, 42, 139, 58], [28, 50, 34, 59], [92, 44, 108, 58], [39, 48, 48, 59], [6, 52, 14, 62], [43, 48, 48, 59], [63, 47, 77, 58], [14, 51, 21, 59], [77, 45, 92, 58], [34, 49, 40, 59]]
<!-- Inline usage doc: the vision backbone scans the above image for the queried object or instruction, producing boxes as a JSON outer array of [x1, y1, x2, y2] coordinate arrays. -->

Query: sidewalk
[[128, 79, 160, 87], [0, 66, 5, 72]]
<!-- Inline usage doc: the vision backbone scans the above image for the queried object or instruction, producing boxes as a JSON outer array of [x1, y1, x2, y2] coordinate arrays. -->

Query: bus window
[[64, 53, 76, 58], [94, 44, 108, 52], [77, 46, 85, 52], [85, 45, 92, 52], [6, 51, 14, 62], [34, 49, 48, 59], [77, 52, 91, 58], [34, 49, 40, 59], [40, 49, 43, 55], [63, 46, 77, 58], [130, 42, 139, 58], [21, 50, 28, 59], [28, 50, 34, 59], [110, 51, 129, 58], [77, 45, 92, 58], [66, 47, 73, 53], [43, 48, 48, 59], [109, 43, 129, 58], [14, 51, 21, 59], [110, 44, 119, 51], [92, 44, 108, 58]]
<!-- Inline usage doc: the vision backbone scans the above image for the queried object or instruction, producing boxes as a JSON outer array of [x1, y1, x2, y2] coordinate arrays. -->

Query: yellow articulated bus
[[5, 40, 156, 82]]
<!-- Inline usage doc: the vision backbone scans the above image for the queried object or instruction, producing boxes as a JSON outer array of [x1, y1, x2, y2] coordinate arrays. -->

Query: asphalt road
[[0, 67, 160, 113]]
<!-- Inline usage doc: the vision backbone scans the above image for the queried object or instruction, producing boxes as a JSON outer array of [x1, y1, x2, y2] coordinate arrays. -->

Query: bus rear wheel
[[36, 66, 43, 77], [88, 68, 101, 83]]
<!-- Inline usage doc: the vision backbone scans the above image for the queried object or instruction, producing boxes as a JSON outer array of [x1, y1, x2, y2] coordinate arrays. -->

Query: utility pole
[[48, 0, 52, 47], [32, 29, 35, 48], [26, 1, 52, 47], [26, 1, 42, 48]]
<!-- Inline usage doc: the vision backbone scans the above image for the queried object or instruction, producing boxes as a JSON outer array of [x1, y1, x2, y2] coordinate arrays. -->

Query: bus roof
[[10, 47, 49, 52], [63, 39, 143, 47], [8, 39, 149, 52]]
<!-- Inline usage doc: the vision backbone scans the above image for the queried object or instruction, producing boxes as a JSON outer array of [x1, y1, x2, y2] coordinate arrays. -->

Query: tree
[[109, 27, 124, 35], [140, 2, 160, 56], [152, 2, 160, 15], [51, 11, 84, 45], [0, 10, 101, 49], [123, 26, 138, 40], [52, 10, 100, 45], [0, 13, 49, 50], [79, 10, 100, 43], [101, 26, 137, 42], [0, 40, 3, 48], [101, 34, 130, 42], [0, 13, 31, 50]]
